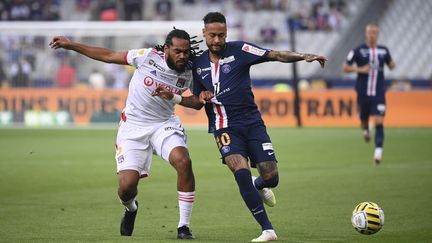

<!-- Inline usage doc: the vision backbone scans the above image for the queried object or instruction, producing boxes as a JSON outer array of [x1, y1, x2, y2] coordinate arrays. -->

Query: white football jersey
[[123, 48, 192, 125]]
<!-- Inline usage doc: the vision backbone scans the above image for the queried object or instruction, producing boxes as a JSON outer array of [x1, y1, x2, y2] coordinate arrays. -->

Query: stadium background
[[1, 1, 432, 242], [0, 0, 431, 127]]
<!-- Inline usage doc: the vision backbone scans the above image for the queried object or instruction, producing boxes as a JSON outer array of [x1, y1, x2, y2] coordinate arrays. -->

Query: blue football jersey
[[192, 41, 270, 133], [345, 43, 393, 97]]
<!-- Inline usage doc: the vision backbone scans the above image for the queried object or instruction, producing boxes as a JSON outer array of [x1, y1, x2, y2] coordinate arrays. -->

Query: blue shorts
[[213, 123, 277, 168], [357, 95, 386, 120]]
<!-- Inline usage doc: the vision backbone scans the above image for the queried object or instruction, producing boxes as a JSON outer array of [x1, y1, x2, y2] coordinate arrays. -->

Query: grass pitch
[[0, 127, 431, 242]]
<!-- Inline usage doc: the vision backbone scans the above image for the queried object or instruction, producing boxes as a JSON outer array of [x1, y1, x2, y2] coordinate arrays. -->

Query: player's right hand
[[49, 36, 71, 50], [151, 86, 174, 100]]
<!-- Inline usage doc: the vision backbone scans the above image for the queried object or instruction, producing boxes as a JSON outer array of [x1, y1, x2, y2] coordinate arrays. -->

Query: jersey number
[[213, 82, 220, 96], [215, 132, 231, 149]]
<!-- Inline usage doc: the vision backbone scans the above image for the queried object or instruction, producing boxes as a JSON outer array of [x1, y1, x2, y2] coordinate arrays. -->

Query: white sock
[[178, 191, 195, 228], [374, 147, 383, 159], [120, 197, 137, 212]]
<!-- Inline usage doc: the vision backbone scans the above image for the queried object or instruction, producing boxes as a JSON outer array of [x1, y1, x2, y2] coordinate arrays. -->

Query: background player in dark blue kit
[[153, 12, 326, 242], [343, 23, 395, 165]]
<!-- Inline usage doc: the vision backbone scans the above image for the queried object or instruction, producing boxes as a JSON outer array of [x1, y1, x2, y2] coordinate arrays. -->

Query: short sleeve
[[125, 48, 150, 68], [239, 42, 270, 65], [345, 49, 356, 65]]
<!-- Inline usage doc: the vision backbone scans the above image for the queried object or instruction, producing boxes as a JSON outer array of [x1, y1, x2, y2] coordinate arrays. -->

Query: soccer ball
[[351, 202, 385, 235]]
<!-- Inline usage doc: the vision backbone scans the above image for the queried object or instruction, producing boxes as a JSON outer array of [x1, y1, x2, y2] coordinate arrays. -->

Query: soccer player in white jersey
[[50, 29, 209, 239]]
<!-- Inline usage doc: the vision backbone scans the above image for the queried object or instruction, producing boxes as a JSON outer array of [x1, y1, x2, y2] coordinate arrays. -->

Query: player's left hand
[[304, 54, 328, 68], [49, 36, 72, 50], [151, 86, 174, 100], [199, 91, 214, 104]]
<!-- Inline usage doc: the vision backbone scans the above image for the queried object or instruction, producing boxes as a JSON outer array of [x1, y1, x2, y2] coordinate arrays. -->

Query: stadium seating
[[0, 0, 430, 89]]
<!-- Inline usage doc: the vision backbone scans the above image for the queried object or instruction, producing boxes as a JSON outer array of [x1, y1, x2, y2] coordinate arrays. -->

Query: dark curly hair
[[155, 28, 202, 66]]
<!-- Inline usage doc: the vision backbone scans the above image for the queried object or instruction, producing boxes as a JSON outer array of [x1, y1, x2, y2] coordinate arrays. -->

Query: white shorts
[[115, 116, 187, 178]]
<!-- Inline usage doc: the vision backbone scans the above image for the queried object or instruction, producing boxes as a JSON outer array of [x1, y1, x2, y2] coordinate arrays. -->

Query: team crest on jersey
[[196, 68, 201, 75], [117, 155, 124, 164], [176, 78, 186, 88], [241, 44, 266, 56], [222, 64, 231, 74], [360, 49, 369, 57]]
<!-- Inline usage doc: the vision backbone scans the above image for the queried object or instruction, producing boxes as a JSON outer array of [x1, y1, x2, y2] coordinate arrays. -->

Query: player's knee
[[118, 185, 137, 201], [173, 157, 192, 173], [264, 175, 279, 188], [118, 174, 139, 198]]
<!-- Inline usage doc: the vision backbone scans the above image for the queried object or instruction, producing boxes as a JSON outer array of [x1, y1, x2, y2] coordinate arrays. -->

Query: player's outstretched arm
[[49, 36, 127, 65], [267, 50, 327, 68], [151, 86, 213, 110]]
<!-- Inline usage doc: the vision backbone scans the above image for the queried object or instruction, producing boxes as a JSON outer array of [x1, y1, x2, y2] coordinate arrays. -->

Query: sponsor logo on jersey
[[196, 67, 211, 75], [222, 64, 231, 74], [150, 70, 157, 76], [149, 59, 166, 72], [241, 44, 266, 56], [176, 78, 186, 88], [155, 82, 181, 94], [220, 55, 235, 64], [143, 76, 181, 94], [159, 73, 176, 82], [143, 76, 154, 86]]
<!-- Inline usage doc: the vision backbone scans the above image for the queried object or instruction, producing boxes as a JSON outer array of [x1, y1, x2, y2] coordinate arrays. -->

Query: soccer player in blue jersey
[[153, 12, 326, 242], [343, 23, 395, 165]]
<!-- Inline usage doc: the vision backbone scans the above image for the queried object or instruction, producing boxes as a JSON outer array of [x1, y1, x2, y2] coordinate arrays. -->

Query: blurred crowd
[[0, 35, 134, 89], [0, 0, 348, 30], [0, 0, 350, 89], [0, 0, 61, 21]]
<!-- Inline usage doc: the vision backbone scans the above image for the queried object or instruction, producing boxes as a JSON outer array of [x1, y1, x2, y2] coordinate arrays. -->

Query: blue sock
[[375, 124, 384, 148], [254, 176, 266, 190], [234, 169, 273, 230], [254, 176, 279, 190]]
